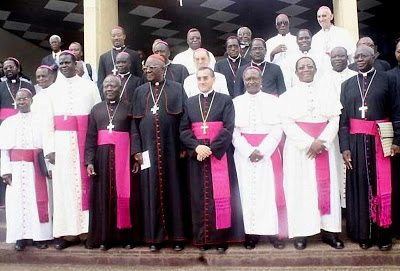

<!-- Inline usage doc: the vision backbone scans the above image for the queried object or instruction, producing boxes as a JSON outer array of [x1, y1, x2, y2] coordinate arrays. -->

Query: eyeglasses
[[143, 65, 161, 71], [276, 21, 289, 26]]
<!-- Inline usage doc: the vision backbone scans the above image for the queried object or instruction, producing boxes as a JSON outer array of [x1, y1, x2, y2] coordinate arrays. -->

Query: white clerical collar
[[8, 78, 19, 84], [323, 25, 332, 32], [113, 45, 126, 51], [299, 81, 314, 88], [119, 72, 130, 78], [359, 67, 375, 77], [240, 43, 249, 49], [246, 90, 262, 97], [108, 99, 119, 105], [228, 55, 240, 62], [201, 89, 214, 98], [251, 60, 265, 66]]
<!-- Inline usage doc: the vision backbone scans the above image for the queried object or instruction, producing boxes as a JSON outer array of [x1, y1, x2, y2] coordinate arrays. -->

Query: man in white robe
[[233, 66, 286, 250], [0, 88, 52, 251], [311, 6, 355, 65], [172, 28, 216, 74], [44, 51, 101, 250], [325, 47, 357, 208], [265, 14, 297, 65], [183, 48, 229, 97], [282, 29, 327, 88], [326, 47, 358, 100], [280, 56, 343, 250]]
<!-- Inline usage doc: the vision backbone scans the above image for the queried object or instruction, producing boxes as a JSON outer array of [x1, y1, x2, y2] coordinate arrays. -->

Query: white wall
[[0, 28, 49, 80]]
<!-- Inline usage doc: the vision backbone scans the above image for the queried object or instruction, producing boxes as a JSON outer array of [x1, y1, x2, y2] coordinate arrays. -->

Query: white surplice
[[312, 25, 356, 64], [265, 33, 298, 65], [280, 80, 342, 238], [183, 72, 229, 97], [44, 74, 101, 238], [233, 91, 282, 235], [172, 48, 216, 75], [0, 112, 53, 243], [325, 67, 357, 99]]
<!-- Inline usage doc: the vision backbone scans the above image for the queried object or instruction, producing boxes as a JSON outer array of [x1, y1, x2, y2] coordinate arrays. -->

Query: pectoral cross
[[359, 104, 368, 119], [112, 67, 118, 75], [201, 122, 208, 134], [107, 122, 115, 133], [151, 104, 159, 115]]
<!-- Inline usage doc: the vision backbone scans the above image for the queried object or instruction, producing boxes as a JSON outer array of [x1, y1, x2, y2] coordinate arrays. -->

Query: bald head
[[357, 37, 376, 53], [237, 27, 252, 46], [276, 14, 290, 35], [354, 45, 375, 72], [330, 47, 348, 72], [317, 6, 333, 30], [116, 52, 131, 74]]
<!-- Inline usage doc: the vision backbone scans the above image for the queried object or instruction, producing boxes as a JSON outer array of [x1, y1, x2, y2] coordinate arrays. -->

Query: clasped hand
[[195, 145, 212, 161], [307, 139, 326, 159]]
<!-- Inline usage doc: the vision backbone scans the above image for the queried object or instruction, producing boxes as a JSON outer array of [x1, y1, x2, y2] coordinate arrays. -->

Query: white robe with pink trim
[[0, 112, 53, 243], [44, 74, 101, 238], [280, 81, 342, 238], [233, 91, 282, 235]]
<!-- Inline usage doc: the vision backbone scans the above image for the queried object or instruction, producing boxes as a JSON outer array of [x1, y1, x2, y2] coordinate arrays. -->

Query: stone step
[[0, 240, 400, 268]]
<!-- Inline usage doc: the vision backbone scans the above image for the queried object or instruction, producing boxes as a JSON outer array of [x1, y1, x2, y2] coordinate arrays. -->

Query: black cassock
[[84, 100, 141, 247], [233, 62, 286, 97], [339, 71, 400, 243], [97, 47, 143, 92], [119, 73, 142, 104], [0, 79, 35, 114], [180, 92, 244, 246], [131, 80, 189, 244], [215, 57, 249, 97], [387, 65, 400, 236]]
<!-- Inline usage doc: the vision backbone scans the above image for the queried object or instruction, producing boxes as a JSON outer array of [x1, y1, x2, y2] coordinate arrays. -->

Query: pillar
[[333, 0, 359, 42], [83, 0, 118, 71]]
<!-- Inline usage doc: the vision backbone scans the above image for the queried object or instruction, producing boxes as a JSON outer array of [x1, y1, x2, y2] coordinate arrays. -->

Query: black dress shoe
[[100, 244, 110, 251], [199, 245, 211, 251], [33, 241, 48, 249], [123, 243, 135, 249], [14, 240, 26, 251], [173, 243, 184, 251], [54, 238, 80, 250], [293, 237, 307, 250], [322, 235, 344, 249], [84, 240, 94, 249], [270, 237, 285, 249], [244, 240, 256, 250], [378, 243, 392, 251], [359, 241, 373, 250], [149, 244, 161, 252], [216, 245, 228, 254]]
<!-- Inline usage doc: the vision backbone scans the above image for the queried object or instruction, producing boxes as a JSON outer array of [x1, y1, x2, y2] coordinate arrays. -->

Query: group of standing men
[[1, 5, 400, 254]]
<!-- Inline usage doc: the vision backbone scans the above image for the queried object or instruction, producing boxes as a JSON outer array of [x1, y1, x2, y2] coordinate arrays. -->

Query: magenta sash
[[9, 149, 49, 223], [97, 130, 132, 229], [296, 122, 331, 215], [54, 115, 89, 211], [241, 133, 288, 239], [192, 121, 231, 230], [349, 118, 392, 228], [0, 108, 18, 120]]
